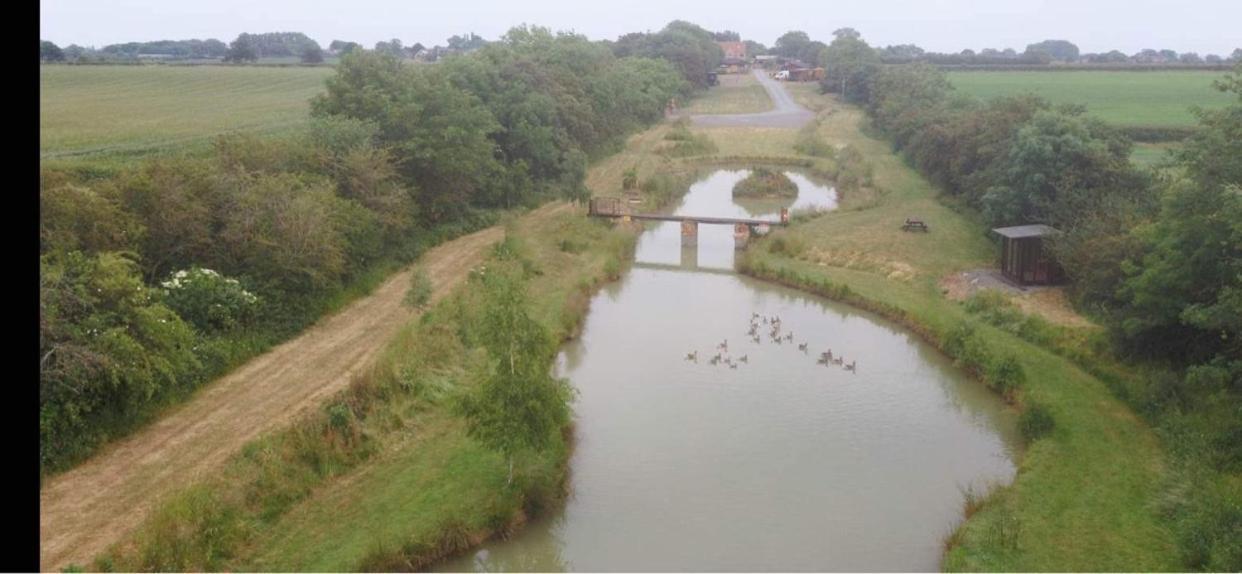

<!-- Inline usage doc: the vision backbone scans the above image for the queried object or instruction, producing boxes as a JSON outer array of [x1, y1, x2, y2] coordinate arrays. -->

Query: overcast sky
[[40, 0, 1242, 56]]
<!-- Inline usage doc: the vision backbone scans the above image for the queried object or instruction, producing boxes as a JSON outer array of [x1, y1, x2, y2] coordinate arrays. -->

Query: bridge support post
[[680, 242, 699, 269], [681, 220, 698, 247], [734, 223, 751, 250]]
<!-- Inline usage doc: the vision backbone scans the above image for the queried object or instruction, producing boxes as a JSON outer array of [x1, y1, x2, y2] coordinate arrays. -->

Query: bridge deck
[[591, 212, 783, 226]]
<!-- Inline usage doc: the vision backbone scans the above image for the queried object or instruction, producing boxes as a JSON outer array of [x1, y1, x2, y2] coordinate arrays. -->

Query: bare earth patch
[[805, 246, 918, 282], [940, 269, 1095, 328]]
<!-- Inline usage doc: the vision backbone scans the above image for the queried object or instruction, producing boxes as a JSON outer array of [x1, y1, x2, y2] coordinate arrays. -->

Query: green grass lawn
[[680, 72, 772, 115], [948, 70, 1231, 128], [40, 65, 333, 161]]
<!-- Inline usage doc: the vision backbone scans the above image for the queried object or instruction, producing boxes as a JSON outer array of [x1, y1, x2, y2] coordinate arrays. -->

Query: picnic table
[[902, 218, 929, 232]]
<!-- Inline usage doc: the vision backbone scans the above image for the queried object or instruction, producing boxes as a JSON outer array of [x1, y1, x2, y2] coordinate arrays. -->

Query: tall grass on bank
[[94, 210, 636, 572]]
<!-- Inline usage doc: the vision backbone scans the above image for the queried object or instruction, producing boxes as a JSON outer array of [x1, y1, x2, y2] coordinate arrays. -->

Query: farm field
[[40, 65, 333, 162], [947, 70, 1231, 127]]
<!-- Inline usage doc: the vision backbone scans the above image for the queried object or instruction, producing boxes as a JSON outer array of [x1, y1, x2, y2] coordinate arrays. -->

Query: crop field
[[40, 65, 333, 162], [947, 70, 1231, 128]]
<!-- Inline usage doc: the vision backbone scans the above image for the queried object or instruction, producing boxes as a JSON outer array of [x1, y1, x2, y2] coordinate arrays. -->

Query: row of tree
[[40, 23, 693, 471], [815, 28, 1241, 569], [39, 31, 495, 65], [877, 42, 1242, 66]]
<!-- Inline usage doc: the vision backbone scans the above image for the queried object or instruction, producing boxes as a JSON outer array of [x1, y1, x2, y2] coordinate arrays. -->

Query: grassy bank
[[92, 206, 637, 571], [703, 93, 1179, 569]]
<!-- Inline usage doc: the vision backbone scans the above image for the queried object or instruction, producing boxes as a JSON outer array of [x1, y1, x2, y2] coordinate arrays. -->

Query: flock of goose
[[684, 312, 857, 373]]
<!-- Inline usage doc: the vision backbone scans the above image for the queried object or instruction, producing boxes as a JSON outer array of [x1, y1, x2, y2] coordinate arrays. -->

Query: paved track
[[691, 69, 816, 128]]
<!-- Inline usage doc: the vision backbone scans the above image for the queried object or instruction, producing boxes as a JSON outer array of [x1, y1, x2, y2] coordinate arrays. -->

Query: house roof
[[992, 224, 1061, 239]]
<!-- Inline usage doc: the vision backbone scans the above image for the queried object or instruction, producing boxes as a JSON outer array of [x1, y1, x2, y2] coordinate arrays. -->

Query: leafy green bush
[[160, 267, 261, 334], [1019, 402, 1056, 442]]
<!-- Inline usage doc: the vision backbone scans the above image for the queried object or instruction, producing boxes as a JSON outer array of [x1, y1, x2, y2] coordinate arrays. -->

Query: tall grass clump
[[660, 119, 718, 157], [942, 320, 1026, 402], [793, 120, 836, 158], [403, 267, 434, 310]]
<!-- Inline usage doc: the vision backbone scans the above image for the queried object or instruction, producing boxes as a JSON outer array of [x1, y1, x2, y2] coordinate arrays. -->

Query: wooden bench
[[902, 218, 929, 232]]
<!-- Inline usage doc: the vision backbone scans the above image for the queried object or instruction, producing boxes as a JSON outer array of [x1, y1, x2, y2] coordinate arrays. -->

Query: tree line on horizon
[[40, 29, 1241, 68]]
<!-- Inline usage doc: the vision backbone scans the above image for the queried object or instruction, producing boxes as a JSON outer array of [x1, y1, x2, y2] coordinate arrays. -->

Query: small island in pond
[[733, 167, 797, 199]]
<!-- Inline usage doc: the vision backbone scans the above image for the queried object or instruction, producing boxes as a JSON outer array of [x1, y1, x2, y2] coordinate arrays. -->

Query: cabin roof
[[992, 224, 1060, 239]]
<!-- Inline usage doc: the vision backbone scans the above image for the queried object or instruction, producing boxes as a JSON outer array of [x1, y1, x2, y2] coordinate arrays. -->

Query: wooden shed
[[993, 224, 1064, 285]]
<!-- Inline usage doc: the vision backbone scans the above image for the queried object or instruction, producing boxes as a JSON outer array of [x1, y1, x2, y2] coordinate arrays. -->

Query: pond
[[437, 168, 1020, 572]]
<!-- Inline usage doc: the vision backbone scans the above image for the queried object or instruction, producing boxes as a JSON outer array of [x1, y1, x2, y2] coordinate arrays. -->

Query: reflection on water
[[435, 169, 1018, 572]]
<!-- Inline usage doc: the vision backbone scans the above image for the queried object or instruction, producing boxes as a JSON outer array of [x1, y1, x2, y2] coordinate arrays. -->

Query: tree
[[62, 44, 88, 61], [41, 40, 65, 62], [773, 30, 811, 59], [1024, 39, 1079, 62], [446, 32, 487, 52], [458, 261, 573, 485], [612, 21, 722, 89], [301, 44, 324, 64], [819, 29, 880, 103], [981, 110, 1139, 228], [223, 34, 258, 63], [1180, 52, 1203, 64], [712, 30, 740, 42], [329, 40, 360, 55], [311, 50, 505, 220], [1231, 48, 1242, 62], [374, 38, 404, 57]]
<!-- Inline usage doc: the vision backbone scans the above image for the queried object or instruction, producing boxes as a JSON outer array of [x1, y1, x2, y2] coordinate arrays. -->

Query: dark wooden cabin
[[993, 224, 1064, 285]]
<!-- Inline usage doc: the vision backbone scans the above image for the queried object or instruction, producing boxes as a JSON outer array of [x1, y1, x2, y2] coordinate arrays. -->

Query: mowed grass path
[[948, 70, 1230, 127], [40, 65, 332, 159], [680, 72, 773, 115]]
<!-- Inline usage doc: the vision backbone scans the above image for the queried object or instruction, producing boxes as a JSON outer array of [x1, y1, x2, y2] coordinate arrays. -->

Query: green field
[[947, 70, 1231, 127], [40, 65, 333, 161]]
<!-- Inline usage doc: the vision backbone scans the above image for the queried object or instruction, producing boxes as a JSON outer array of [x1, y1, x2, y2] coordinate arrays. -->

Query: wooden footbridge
[[588, 197, 788, 248]]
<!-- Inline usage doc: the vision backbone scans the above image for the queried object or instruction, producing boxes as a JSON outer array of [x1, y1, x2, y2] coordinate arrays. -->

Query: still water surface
[[438, 169, 1019, 572]]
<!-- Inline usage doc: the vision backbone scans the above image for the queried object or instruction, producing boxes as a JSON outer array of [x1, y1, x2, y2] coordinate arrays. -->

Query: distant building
[[992, 224, 1064, 285], [717, 41, 746, 60]]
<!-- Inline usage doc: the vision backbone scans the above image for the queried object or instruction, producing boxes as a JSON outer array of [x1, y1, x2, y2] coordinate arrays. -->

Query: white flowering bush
[[160, 267, 260, 333]]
